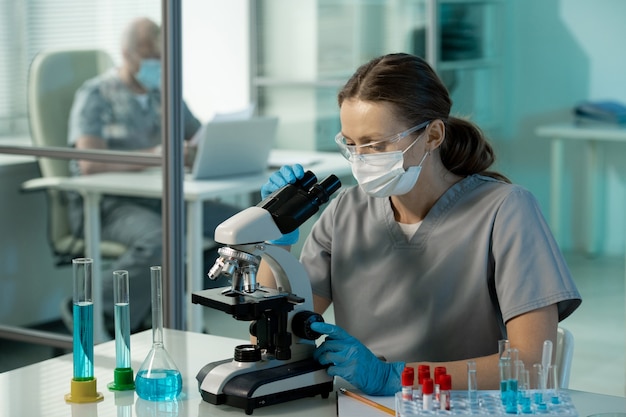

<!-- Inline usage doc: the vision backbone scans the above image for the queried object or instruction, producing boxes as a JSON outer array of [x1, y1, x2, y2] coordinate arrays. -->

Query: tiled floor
[[1, 252, 625, 398]]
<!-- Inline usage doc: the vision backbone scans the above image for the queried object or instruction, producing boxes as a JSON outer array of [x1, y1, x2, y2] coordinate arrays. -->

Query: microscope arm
[[234, 243, 314, 313]]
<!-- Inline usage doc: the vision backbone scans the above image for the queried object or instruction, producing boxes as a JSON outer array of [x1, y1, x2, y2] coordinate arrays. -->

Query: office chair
[[27, 48, 126, 261], [555, 326, 575, 389]]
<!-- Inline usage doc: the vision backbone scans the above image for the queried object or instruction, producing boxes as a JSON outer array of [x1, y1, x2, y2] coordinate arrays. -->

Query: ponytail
[[441, 117, 510, 183]]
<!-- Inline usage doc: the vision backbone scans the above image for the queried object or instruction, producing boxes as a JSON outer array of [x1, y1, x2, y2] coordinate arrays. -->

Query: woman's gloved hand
[[310, 322, 405, 396], [260, 164, 305, 246]]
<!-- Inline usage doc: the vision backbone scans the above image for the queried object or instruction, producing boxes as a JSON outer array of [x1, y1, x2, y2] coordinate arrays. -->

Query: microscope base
[[198, 358, 333, 415]]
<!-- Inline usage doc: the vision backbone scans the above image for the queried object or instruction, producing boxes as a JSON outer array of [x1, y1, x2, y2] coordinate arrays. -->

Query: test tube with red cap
[[439, 374, 452, 410], [401, 366, 414, 400], [422, 378, 434, 411], [434, 366, 446, 401], [417, 364, 430, 396]]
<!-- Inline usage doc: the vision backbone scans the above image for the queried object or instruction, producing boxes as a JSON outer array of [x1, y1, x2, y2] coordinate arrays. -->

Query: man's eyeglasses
[[335, 120, 431, 161]]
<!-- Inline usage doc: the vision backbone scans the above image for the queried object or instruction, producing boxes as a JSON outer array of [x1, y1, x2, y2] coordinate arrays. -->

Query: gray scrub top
[[300, 174, 581, 363]]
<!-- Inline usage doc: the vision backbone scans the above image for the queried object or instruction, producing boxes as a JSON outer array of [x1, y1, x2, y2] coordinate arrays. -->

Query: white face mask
[[351, 136, 429, 198]]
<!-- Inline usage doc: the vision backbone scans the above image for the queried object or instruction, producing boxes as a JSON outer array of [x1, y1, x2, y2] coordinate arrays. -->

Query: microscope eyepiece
[[297, 170, 318, 190], [309, 175, 342, 205], [257, 171, 342, 235]]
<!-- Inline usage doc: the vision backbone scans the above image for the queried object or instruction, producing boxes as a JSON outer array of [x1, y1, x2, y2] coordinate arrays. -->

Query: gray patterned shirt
[[68, 68, 200, 176]]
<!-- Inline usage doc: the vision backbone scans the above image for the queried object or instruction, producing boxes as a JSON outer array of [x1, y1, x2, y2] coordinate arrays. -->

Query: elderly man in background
[[65, 17, 239, 333]]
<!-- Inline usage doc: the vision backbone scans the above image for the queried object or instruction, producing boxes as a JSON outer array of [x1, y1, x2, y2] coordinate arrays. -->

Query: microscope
[[192, 170, 341, 415]]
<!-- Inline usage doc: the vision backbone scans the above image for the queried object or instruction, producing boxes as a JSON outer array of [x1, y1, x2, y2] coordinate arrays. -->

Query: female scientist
[[260, 53, 581, 394]]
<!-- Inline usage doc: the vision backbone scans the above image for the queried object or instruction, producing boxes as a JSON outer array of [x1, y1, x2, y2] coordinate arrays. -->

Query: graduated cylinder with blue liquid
[[107, 270, 135, 391], [135, 266, 182, 401], [65, 258, 104, 403]]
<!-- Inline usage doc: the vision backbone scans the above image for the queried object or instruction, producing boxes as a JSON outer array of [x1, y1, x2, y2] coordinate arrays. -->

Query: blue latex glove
[[260, 164, 305, 246], [310, 322, 405, 396]]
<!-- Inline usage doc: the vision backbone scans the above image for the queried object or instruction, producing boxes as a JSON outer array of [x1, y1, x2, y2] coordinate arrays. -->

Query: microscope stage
[[192, 287, 305, 320]]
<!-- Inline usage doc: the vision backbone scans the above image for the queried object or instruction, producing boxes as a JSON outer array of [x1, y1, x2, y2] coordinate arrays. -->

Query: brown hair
[[338, 53, 509, 182]]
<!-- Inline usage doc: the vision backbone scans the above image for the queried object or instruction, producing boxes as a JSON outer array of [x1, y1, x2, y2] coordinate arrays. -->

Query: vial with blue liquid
[[108, 270, 135, 391], [65, 258, 104, 403], [135, 266, 182, 401]]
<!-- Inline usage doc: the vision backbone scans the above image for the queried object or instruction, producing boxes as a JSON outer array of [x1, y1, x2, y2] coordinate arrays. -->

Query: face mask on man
[[351, 134, 429, 198], [135, 59, 161, 91]]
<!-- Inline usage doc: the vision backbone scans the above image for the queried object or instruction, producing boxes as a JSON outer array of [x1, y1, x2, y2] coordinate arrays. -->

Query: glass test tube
[[531, 364, 543, 389], [547, 364, 559, 404], [508, 349, 519, 373], [498, 339, 510, 359], [73, 258, 95, 381], [507, 349, 519, 401], [541, 340, 553, 389], [532, 363, 546, 408], [514, 360, 525, 383], [499, 354, 511, 403], [114, 270, 131, 369], [520, 369, 532, 414], [108, 270, 135, 391], [467, 360, 478, 408]]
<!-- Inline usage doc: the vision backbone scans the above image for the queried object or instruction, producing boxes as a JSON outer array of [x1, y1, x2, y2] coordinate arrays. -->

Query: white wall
[[561, 1, 626, 100], [500, 0, 626, 255], [182, 0, 250, 123], [560, 0, 626, 254]]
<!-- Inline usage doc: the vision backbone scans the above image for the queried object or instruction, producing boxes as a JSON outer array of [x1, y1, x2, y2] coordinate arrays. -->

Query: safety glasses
[[335, 120, 431, 161]]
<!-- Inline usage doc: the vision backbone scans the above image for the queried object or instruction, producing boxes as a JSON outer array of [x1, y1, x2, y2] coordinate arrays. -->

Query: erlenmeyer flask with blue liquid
[[135, 266, 182, 401]]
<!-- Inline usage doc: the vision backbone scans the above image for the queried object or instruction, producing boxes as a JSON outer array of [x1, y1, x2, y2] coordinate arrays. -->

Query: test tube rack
[[395, 390, 578, 417]]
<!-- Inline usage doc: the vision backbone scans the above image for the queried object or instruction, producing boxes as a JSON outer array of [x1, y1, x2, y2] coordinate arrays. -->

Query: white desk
[[22, 149, 352, 340], [1, 328, 624, 416], [536, 123, 626, 255]]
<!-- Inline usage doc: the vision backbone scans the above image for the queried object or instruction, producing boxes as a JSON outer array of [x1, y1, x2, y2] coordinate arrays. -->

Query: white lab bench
[[0, 328, 624, 417]]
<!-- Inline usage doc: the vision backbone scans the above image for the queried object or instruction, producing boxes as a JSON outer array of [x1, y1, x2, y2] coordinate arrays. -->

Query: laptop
[[188, 116, 278, 180]]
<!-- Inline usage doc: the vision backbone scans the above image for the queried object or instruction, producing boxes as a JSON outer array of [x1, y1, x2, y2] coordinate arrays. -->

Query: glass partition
[[0, 0, 168, 345], [0, 0, 251, 347]]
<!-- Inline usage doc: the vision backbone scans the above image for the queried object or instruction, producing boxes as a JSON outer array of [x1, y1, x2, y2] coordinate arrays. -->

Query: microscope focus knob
[[249, 321, 257, 338], [292, 311, 325, 340], [234, 344, 262, 362]]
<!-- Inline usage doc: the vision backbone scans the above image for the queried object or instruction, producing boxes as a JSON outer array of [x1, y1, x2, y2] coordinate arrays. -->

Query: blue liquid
[[502, 379, 519, 413], [500, 380, 507, 404], [521, 396, 532, 414], [136, 369, 182, 401], [73, 302, 94, 380], [114, 303, 131, 369], [534, 391, 545, 405]]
